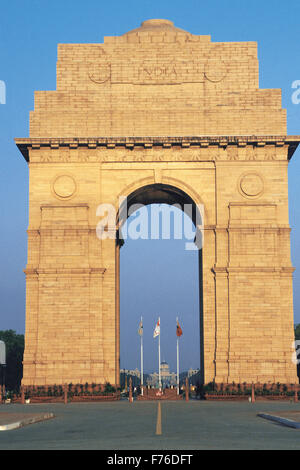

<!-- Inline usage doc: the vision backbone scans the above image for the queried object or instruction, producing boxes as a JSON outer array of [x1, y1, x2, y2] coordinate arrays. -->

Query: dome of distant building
[[160, 361, 170, 374], [122, 19, 189, 36]]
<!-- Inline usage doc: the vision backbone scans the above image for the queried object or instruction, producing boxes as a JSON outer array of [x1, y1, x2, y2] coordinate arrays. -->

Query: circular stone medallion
[[204, 60, 227, 82], [53, 175, 76, 199], [88, 62, 111, 83], [239, 173, 264, 198]]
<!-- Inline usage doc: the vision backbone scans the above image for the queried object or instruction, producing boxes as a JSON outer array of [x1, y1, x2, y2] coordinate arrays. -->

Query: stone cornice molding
[[212, 266, 295, 274], [24, 267, 106, 276], [15, 135, 300, 162]]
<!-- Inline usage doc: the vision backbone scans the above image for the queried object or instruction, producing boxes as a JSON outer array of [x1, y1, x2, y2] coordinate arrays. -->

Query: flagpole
[[158, 317, 161, 390], [177, 317, 179, 395], [140, 316, 143, 396], [177, 337, 179, 395]]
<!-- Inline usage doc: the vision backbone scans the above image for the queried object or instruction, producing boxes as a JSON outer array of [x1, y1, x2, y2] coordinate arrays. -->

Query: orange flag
[[176, 319, 183, 337]]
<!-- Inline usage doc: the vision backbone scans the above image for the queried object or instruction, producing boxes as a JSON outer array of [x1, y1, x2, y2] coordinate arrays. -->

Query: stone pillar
[[202, 229, 217, 384], [251, 383, 255, 403], [213, 266, 230, 383], [129, 377, 133, 403], [115, 242, 120, 386], [185, 377, 189, 402]]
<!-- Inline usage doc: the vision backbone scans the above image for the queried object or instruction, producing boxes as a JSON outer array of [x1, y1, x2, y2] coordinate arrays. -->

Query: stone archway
[[16, 19, 300, 387]]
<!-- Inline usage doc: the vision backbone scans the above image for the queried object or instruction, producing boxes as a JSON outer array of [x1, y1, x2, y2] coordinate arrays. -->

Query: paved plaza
[[0, 400, 299, 450]]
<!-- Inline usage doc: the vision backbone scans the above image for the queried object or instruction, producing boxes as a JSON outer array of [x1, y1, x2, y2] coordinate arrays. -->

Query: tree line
[[0, 330, 24, 392]]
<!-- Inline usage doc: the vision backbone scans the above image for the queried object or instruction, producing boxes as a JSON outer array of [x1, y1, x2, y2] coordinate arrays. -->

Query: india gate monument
[[16, 19, 300, 387]]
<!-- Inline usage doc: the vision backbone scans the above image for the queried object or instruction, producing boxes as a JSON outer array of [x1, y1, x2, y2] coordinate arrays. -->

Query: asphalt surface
[[0, 400, 299, 450]]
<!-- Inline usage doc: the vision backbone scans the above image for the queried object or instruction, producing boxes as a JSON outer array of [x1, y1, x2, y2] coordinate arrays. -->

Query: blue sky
[[0, 0, 300, 373]]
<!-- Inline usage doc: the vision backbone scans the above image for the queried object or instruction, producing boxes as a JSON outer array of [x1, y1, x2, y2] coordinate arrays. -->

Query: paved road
[[0, 400, 299, 450]]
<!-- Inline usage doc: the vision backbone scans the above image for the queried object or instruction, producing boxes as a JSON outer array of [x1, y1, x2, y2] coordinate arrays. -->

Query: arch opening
[[117, 183, 204, 249], [116, 183, 204, 389]]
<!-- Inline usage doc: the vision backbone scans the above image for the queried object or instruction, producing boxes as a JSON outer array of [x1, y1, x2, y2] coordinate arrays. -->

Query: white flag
[[153, 319, 160, 338]]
